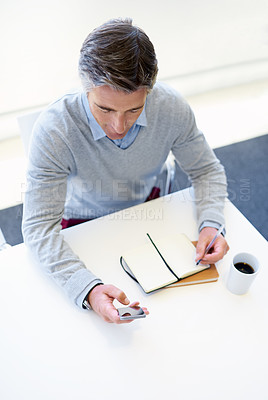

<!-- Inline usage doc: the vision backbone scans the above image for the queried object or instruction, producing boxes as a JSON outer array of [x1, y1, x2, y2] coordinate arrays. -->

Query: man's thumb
[[117, 291, 130, 305]]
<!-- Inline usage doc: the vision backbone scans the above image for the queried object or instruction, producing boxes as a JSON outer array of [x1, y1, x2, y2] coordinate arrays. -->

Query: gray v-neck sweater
[[22, 82, 227, 308]]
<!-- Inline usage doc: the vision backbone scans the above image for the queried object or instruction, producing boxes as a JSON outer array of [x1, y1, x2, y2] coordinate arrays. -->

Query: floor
[[0, 78, 268, 211]]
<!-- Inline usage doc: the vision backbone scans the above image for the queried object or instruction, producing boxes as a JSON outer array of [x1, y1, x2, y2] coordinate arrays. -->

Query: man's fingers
[[196, 227, 229, 264], [201, 252, 222, 264], [100, 284, 130, 305], [129, 301, 140, 307], [88, 284, 148, 324], [111, 288, 130, 305], [199, 240, 229, 264], [195, 241, 208, 262], [198, 246, 222, 264]]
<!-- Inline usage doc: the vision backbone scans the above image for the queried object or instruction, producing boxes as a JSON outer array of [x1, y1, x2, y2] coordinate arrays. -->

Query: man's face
[[87, 85, 147, 140]]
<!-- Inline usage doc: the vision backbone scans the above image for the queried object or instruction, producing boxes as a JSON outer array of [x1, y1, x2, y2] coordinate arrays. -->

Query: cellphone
[[118, 306, 146, 320]]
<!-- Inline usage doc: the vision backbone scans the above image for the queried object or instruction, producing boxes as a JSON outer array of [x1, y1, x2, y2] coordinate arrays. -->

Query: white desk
[[1, 189, 268, 400]]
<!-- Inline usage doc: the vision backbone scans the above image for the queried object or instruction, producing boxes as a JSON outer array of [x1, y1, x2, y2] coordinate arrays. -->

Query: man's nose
[[112, 114, 126, 134]]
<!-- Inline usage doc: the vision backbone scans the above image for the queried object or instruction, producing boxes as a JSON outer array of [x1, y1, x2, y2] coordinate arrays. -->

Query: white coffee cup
[[227, 252, 260, 295]]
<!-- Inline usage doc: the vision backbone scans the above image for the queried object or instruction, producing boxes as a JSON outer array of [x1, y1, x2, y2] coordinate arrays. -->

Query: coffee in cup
[[227, 252, 260, 295]]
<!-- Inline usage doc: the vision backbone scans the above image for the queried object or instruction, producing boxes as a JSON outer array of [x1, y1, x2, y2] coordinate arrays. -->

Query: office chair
[[17, 110, 42, 156]]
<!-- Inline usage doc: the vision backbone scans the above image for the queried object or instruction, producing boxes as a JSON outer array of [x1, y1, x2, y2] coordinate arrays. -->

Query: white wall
[[0, 0, 268, 139]]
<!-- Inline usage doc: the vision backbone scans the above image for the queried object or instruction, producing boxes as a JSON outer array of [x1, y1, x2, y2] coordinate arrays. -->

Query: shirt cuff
[[199, 220, 226, 236], [76, 279, 103, 309], [82, 282, 104, 310]]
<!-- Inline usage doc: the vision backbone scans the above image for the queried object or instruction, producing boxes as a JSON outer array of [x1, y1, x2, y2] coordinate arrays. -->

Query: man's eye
[[100, 108, 110, 113]]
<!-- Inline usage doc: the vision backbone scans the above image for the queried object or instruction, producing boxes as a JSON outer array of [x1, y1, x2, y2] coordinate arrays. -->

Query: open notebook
[[120, 233, 218, 294]]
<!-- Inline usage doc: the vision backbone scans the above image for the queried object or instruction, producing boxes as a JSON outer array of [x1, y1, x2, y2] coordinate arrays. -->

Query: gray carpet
[[173, 134, 268, 241], [0, 203, 23, 246], [0, 134, 267, 246], [214, 134, 268, 240]]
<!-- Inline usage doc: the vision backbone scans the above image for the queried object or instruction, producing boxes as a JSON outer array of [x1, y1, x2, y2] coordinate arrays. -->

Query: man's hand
[[88, 284, 149, 324], [195, 227, 229, 265]]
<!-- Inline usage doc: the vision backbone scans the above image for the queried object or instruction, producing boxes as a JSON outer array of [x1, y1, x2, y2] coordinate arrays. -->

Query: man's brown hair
[[79, 18, 158, 93]]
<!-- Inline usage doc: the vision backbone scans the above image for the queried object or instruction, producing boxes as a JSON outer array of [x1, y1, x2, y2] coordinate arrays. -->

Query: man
[[23, 18, 229, 324]]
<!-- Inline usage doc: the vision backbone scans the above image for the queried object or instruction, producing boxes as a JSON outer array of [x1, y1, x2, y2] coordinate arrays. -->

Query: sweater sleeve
[[171, 100, 227, 230], [22, 123, 103, 308]]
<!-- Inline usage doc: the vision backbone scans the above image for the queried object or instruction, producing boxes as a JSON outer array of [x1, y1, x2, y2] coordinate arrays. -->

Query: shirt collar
[[81, 92, 147, 141]]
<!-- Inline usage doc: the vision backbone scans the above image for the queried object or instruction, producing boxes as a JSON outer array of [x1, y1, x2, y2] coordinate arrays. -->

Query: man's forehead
[[88, 85, 147, 110]]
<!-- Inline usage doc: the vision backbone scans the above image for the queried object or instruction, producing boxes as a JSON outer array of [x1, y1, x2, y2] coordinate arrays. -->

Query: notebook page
[[153, 234, 208, 278], [122, 242, 177, 293]]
